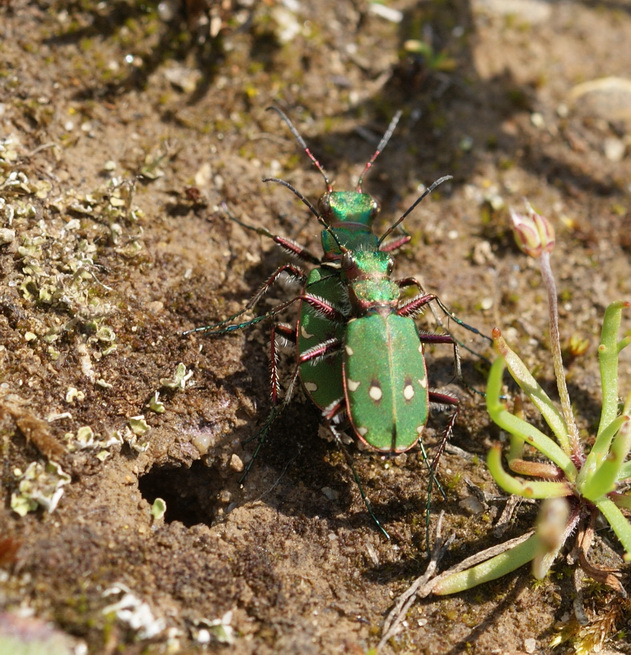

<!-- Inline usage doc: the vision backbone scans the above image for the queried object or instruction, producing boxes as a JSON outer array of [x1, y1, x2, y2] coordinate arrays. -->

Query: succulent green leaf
[[597, 301, 629, 436], [487, 445, 573, 499], [486, 357, 577, 480], [432, 533, 540, 595], [616, 461, 631, 482], [493, 334, 570, 454], [580, 416, 630, 500], [593, 496, 631, 560], [532, 497, 574, 579]]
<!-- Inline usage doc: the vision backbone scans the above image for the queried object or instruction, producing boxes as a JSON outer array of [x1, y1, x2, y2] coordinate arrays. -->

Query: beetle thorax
[[342, 250, 398, 314]]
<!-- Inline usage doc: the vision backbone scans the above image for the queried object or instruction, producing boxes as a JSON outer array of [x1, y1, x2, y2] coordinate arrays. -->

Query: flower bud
[[533, 497, 570, 580], [510, 202, 555, 258]]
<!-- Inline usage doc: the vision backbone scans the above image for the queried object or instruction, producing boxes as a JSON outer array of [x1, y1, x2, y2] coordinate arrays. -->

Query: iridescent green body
[[339, 249, 431, 452], [297, 192, 382, 411], [297, 267, 346, 411], [298, 192, 451, 456], [319, 191, 380, 259], [344, 314, 429, 452]]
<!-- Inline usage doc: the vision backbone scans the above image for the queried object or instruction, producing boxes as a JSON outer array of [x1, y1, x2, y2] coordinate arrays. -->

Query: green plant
[[432, 203, 631, 596]]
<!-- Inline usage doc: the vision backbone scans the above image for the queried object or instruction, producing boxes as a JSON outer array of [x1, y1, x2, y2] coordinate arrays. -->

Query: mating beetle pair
[[186, 108, 478, 530]]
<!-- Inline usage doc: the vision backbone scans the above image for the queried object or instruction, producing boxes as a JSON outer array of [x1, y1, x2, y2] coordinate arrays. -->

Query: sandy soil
[[1, 1, 631, 653]]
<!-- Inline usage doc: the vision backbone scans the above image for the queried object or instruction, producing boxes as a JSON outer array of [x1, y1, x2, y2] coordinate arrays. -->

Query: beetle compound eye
[[341, 251, 354, 270], [318, 194, 331, 216]]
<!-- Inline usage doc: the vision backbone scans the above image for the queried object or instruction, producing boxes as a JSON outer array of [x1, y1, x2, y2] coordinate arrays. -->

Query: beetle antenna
[[267, 106, 333, 193], [263, 176, 344, 253], [355, 111, 402, 192], [378, 175, 453, 245]]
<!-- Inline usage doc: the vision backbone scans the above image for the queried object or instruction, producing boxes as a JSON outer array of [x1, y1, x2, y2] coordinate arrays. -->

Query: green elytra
[[339, 249, 434, 453], [345, 313, 429, 450], [297, 193, 380, 414], [302, 239, 455, 454], [297, 180, 463, 454]]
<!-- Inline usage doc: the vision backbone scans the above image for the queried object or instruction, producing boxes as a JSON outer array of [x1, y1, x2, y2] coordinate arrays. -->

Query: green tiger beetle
[[185, 108, 487, 538]]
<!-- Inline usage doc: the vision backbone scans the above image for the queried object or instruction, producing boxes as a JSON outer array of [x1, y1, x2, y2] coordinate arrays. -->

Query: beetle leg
[[322, 397, 346, 422], [421, 398, 459, 552], [299, 337, 342, 365], [301, 294, 346, 322], [427, 392, 459, 482], [269, 235, 321, 264], [274, 322, 297, 345], [396, 275, 427, 292], [419, 332, 461, 378], [269, 323, 298, 404], [324, 418, 391, 540], [183, 266, 307, 336], [396, 293, 437, 318], [395, 279, 486, 382], [428, 391, 459, 406], [185, 290, 339, 337], [379, 234, 411, 252], [427, 393, 459, 482], [239, 367, 301, 485], [397, 276, 491, 344], [418, 333, 454, 345], [245, 263, 308, 310]]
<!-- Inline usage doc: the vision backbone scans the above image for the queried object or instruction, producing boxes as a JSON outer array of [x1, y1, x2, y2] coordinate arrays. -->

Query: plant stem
[[539, 252, 582, 460]]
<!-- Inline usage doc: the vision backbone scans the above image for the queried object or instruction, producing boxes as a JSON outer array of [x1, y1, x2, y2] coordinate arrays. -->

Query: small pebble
[[604, 137, 626, 162], [230, 453, 244, 473], [568, 76, 631, 125], [475, 0, 552, 23], [0, 228, 15, 244], [321, 486, 339, 501], [459, 495, 485, 515]]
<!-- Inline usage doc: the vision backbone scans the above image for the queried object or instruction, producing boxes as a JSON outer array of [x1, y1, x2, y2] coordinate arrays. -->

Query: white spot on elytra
[[358, 427, 368, 436], [418, 376, 427, 388], [347, 379, 361, 391], [418, 343, 424, 354], [301, 325, 314, 339], [369, 384, 382, 401], [304, 382, 318, 392], [416, 425, 424, 435], [403, 384, 415, 401], [345, 345, 354, 356]]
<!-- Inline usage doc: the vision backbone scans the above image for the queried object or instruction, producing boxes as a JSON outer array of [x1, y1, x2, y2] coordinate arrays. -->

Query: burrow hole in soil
[[138, 460, 223, 527]]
